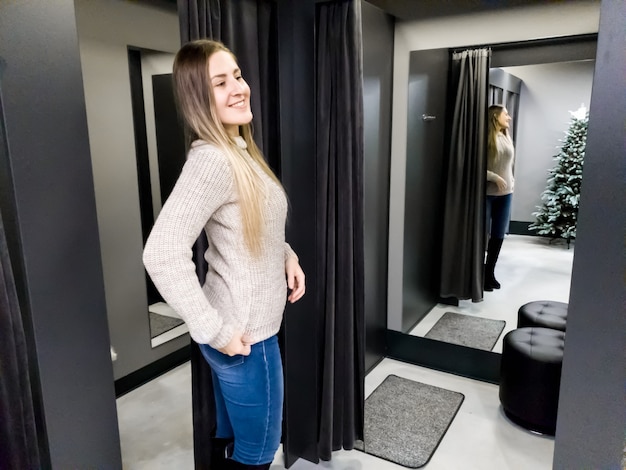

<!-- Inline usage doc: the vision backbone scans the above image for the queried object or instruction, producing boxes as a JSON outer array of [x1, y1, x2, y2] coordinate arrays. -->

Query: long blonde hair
[[487, 104, 509, 169], [172, 39, 283, 256]]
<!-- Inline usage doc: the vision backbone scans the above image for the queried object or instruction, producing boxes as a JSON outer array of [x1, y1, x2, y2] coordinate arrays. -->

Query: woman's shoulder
[[497, 132, 514, 146], [183, 140, 236, 187], [190, 139, 227, 155], [188, 140, 231, 166]]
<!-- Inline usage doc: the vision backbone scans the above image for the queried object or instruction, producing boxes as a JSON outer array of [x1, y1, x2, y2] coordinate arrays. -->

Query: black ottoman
[[499, 327, 565, 435], [517, 300, 568, 331]]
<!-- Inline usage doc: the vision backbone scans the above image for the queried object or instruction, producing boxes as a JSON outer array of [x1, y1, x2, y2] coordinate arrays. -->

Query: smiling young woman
[[143, 39, 305, 470]]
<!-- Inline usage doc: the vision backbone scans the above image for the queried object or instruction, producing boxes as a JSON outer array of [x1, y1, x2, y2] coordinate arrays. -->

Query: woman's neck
[[225, 124, 241, 137]]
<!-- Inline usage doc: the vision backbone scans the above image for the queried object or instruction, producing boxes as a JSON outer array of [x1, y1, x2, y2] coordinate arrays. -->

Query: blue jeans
[[198, 335, 283, 465], [486, 193, 512, 239]]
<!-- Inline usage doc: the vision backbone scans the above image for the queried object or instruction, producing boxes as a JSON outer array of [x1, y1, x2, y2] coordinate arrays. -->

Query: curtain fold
[[439, 48, 491, 303], [315, 0, 365, 460], [177, 2, 279, 468], [0, 212, 41, 470]]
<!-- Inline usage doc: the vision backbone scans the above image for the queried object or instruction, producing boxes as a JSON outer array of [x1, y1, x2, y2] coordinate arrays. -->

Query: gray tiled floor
[[117, 234, 570, 469]]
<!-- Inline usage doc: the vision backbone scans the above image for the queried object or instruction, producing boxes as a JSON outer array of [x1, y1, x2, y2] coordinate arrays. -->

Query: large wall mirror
[[401, 38, 596, 357], [367, 0, 601, 382]]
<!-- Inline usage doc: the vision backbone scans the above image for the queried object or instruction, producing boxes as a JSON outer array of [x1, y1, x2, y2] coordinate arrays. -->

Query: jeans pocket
[[199, 344, 245, 370]]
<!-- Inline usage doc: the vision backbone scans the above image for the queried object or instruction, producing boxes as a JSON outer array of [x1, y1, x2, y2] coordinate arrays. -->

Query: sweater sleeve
[[143, 146, 235, 349], [284, 242, 298, 262], [486, 170, 500, 182]]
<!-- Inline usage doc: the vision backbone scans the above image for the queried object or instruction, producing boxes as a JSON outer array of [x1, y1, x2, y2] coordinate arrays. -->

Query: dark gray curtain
[[177, 1, 279, 468], [439, 48, 490, 303], [315, 0, 365, 460], [0, 212, 41, 470]]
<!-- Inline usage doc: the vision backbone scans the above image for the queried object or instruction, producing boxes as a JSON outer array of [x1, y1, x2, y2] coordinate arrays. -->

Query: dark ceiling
[[363, 0, 581, 21]]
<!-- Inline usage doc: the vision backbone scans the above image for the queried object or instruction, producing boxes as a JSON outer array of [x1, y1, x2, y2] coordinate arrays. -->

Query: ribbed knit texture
[[143, 137, 296, 349], [486, 132, 515, 196]]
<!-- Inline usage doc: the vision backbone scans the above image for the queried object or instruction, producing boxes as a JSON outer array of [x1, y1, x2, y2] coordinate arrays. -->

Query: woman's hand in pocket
[[219, 331, 253, 356]]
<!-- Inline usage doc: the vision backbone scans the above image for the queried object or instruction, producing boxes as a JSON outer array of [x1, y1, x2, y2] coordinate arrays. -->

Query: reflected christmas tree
[[529, 105, 589, 248]]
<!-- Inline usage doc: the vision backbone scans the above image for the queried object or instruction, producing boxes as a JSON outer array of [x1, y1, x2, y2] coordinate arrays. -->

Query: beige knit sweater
[[143, 137, 296, 349], [486, 132, 515, 196]]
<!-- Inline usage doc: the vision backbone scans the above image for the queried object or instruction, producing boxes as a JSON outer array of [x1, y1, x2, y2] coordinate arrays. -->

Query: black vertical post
[[276, 0, 319, 467], [553, 0, 626, 468], [0, 1, 122, 467], [361, 1, 394, 373]]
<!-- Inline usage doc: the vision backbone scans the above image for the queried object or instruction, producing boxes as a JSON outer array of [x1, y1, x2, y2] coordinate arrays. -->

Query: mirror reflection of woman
[[143, 40, 305, 469], [485, 105, 514, 291]]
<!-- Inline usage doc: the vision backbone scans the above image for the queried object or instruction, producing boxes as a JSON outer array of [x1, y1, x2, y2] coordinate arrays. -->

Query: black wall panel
[[401, 48, 449, 331], [277, 0, 319, 467], [361, 1, 394, 373]]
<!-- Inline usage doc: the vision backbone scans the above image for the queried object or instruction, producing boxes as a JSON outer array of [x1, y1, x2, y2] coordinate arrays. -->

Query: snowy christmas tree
[[529, 105, 589, 247]]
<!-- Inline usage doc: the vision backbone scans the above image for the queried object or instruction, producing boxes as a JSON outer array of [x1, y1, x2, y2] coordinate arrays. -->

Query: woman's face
[[496, 108, 511, 130], [208, 50, 253, 136]]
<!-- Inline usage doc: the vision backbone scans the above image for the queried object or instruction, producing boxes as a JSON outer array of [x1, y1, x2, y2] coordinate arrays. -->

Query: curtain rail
[[452, 32, 597, 54]]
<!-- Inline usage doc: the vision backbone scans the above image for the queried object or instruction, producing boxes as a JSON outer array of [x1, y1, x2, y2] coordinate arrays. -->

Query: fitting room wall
[[553, 1, 626, 465], [501, 60, 594, 222], [0, 0, 122, 465], [75, 0, 185, 379], [386, 1, 601, 329]]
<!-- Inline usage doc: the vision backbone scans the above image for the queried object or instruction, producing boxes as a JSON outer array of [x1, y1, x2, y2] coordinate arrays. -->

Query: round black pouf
[[499, 327, 565, 435], [517, 300, 568, 331]]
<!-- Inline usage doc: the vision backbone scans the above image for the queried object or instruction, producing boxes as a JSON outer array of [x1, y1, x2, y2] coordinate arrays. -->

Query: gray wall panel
[[553, 0, 626, 467], [0, 0, 121, 466], [75, 0, 186, 380]]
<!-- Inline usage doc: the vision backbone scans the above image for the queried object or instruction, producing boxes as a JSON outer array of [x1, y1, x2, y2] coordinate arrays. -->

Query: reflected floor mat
[[149, 312, 184, 339], [355, 375, 464, 468], [424, 312, 506, 351]]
